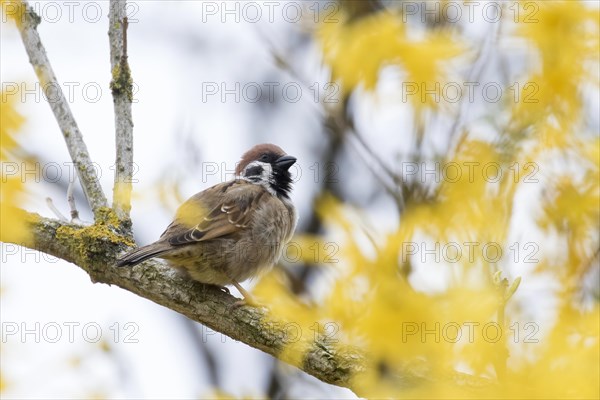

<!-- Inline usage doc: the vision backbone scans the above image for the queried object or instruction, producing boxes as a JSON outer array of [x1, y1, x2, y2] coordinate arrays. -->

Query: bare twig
[[67, 179, 81, 223], [347, 130, 405, 211], [109, 0, 134, 222], [257, 29, 327, 117], [582, 246, 600, 274], [45, 198, 68, 222], [348, 126, 397, 182], [492, 272, 521, 383], [14, 1, 108, 218], [347, 119, 405, 211], [494, 273, 509, 382]]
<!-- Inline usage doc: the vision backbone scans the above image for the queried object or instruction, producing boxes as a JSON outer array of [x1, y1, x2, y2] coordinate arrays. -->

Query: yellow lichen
[[55, 209, 134, 267], [110, 62, 133, 102]]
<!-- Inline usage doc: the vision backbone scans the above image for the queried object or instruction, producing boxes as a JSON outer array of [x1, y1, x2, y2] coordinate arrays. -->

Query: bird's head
[[236, 143, 296, 198]]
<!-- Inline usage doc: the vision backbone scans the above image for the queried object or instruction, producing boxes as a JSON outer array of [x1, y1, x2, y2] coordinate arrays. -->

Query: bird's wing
[[161, 180, 268, 246]]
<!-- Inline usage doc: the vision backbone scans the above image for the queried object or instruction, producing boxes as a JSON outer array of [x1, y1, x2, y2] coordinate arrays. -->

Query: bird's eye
[[260, 154, 269, 162]]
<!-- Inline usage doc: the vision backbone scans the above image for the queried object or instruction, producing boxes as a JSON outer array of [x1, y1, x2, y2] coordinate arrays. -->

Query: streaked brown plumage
[[116, 144, 297, 302]]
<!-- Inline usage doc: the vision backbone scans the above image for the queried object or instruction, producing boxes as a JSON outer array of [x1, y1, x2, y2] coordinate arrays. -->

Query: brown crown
[[235, 143, 286, 175]]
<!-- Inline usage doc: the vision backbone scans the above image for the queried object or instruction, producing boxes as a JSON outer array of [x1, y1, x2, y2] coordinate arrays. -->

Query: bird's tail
[[116, 242, 172, 267]]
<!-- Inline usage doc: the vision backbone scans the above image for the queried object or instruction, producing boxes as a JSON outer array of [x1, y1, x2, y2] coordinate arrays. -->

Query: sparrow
[[116, 143, 297, 303]]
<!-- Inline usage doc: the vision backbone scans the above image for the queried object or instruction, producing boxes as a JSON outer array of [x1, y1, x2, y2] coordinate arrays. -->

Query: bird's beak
[[275, 155, 296, 170]]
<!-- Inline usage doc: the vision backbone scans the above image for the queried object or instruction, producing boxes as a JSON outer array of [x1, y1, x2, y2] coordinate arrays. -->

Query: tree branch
[[14, 1, 108, 218], [6, 211, 494, 396], [19, 211, 367, 389], [109, 0, 134, 222]]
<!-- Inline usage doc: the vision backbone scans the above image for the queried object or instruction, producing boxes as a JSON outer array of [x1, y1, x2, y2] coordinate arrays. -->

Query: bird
[[116, 143, 297, 304]]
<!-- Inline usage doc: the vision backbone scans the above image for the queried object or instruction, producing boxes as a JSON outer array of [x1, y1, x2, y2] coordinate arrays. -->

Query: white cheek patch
[[260, 162, 274, 183], [244, 161, 272, 179], [241, 161, 277, 195]]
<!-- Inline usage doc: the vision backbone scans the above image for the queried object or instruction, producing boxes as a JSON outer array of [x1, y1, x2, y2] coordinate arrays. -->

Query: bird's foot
[[232, 296, 262, 309], [228, 279, 263, 308]]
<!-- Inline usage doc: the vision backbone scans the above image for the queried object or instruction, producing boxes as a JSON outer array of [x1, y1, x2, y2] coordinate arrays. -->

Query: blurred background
[[1, 0, 599, 398]]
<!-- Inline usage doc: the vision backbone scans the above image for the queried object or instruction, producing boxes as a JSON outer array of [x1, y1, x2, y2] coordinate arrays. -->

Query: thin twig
[[15, 1, 108, 218], [495, 276, 508, 383], [109, 0, 134, 222], [67, 179, 81, 223], [256, 28, 327, 116], [347, 128, 405, 211], [45, 198, 68, 222], [345, 108, 405, 211], [348, 124, 399, 184]]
